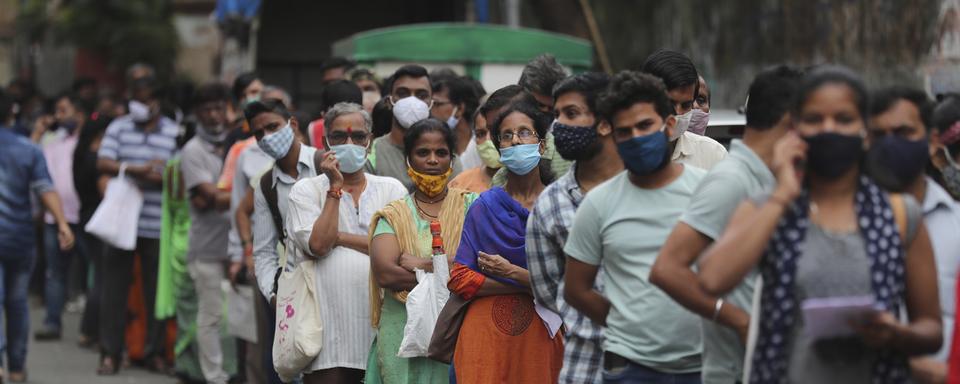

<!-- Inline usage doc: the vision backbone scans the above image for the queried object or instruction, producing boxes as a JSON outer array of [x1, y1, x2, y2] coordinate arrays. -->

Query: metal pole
[[505, 0, 520, 28]]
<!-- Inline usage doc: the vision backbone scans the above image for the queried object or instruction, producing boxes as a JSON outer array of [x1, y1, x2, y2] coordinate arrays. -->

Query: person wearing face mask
[[177, 83, 236, 384], [931, 96, 960, 200], [431, 75, 482, 156], [246, 99, 322, 382], [368, 118, 478, 384], [367, 65, 463, 191], [286, 103, 406, 383], [96, 76, 178, 375], [697, 66, 942, 383], [865, 87, 960, 383], [445, 101, 562, 383], [688, 76, 711, 136], [650, 65, 803, 384], [32, 93, 88, 342], [641, 50, 726, 170], [525, 72, 622, 384], [564, 71, 706, 383], [449, 112, 499, 193]]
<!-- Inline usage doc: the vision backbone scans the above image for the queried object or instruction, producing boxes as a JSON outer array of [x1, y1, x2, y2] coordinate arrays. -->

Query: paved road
[[25, 302, 176, 384]]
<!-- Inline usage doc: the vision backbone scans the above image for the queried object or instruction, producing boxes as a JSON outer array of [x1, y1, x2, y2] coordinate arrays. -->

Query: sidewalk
[[25, 301, 176, 384]]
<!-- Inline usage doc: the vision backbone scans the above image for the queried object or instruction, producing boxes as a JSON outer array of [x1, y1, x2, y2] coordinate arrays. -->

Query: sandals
[[97, 356, 119, 375]]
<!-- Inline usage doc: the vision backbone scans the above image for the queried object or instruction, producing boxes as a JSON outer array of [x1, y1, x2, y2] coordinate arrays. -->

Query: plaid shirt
[[526, 166, 605, 384]]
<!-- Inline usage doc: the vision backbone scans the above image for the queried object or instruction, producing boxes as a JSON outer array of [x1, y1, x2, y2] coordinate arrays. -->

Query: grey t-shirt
[[367, 135, 462, 192], [784, 196, 920, 384], [680, 140, 775, 383], [181, 137, 230, 262]]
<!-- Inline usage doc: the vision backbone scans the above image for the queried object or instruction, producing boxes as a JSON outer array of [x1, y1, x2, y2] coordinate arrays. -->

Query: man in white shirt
[[866, 87, 960, 382], [641, 50, 727, 170]]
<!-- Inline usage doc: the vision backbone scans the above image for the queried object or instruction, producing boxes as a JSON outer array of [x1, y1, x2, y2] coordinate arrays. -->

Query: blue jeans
[[42, 223, 84, 331], [0, 248, 36, 371], [603, 353, 701, 384]]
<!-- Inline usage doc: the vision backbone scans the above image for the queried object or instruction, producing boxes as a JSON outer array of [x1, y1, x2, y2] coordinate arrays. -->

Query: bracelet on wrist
[[712, 298, 724, 322], [327, 187, 343, 199]]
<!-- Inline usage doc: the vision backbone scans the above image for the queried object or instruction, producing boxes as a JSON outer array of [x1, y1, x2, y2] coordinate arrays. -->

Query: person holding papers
[[697, 66, 942, 383]]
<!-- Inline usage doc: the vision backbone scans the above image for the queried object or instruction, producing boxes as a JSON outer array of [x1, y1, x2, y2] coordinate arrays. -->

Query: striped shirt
[[97, 115, 179, 239], [526, 165, 605, 383]]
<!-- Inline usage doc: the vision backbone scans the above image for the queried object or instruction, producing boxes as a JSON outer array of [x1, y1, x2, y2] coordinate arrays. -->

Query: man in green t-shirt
[[649, 65, 803, 383], [564, 71, 706, 382]]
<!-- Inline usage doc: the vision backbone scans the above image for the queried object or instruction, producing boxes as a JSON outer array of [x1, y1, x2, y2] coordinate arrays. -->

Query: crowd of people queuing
[[1, 45, 960, 384]]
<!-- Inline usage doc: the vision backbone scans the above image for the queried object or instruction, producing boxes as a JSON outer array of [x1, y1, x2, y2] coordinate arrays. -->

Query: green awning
[[332, 23, 593, 69]]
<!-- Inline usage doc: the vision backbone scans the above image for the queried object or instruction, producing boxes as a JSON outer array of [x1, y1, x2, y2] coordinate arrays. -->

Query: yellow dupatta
[[368, 188, 471, 328]]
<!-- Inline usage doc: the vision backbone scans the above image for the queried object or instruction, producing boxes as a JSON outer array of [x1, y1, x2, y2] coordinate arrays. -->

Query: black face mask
[[865, 135, 930, 192], [803, 132, 864, 180]]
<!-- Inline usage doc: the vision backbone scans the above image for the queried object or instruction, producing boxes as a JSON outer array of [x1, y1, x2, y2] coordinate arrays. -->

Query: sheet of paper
[[801, 295, 878, 339]]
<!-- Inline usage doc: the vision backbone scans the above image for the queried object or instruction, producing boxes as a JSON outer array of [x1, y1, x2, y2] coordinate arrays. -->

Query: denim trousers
[[0, 247, 36, 371], [603, 353, 702, 384], [42, 223, 86, 330]]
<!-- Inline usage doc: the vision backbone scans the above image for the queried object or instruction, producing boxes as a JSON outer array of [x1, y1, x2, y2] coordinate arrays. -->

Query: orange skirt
[[452, 294, 564, 384]]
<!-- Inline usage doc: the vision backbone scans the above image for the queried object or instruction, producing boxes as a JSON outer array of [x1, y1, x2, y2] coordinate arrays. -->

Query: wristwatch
[[327, 187, 343, 199]]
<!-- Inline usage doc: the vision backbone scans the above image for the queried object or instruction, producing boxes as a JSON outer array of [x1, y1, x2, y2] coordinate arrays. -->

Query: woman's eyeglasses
[[498, 128, 538, 143]]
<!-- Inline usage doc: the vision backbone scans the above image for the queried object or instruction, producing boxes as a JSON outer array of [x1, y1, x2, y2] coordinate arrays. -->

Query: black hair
[[232, 72, 259, 102], [74, 115, 113, 172], [641, 49, 699, 94], [371, 96, 393, 139], [54, 91, 90, 114], [319, 79, 362, 113], [429, 68, 459, 84], [552, 72, 611, 114], [192, 82, 231, 110], [745, 65, 804, 130], [489, 100, 556, 185], [320, 57, 356, 74], [518, 54, 567, 96], [403, 118, 457, 160], [0, 89, 13, 123], [597, 71, 674, 123], [433, 76, 482, 124], [869, 86, 934, 133], [933, 95, 960, 154], [387, 65, 431, 94], [478, 85, 525, 120], [794, 65, 868, 119], [243, 98, 292, 124]]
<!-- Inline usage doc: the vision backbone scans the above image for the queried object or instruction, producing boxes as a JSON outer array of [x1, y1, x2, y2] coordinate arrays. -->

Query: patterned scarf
[[750, 175, 908, 383]]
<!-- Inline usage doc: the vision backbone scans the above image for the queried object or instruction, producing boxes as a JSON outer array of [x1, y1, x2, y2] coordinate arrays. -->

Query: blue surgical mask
[[446, 106, 460, 130], [499, 143, 541, 175], [258, 120, 294, 159], [616, 126, 670, 176], [331, 143, 368, 174]]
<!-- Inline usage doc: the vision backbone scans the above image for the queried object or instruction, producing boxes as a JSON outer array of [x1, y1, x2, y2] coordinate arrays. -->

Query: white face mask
[[446, 106, 460, 129], [392, 96, 430, 129], [128, 100, 152, 124], [670, 109, 693, 142]]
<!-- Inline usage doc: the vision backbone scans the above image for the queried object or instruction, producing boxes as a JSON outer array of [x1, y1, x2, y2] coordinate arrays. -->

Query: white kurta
[[286, 173, 407, 371]]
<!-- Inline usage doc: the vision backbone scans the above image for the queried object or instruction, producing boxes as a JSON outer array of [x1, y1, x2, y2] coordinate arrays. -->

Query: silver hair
[[262, 85, 293, 108], [518, 54, 567, 95], [324, 102, 372, 134]]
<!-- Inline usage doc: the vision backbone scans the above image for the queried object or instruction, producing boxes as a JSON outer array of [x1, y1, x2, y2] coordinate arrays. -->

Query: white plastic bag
[[397, 254, 450, 358], [84, 164, 143, 250], [272, 256, 323, 383], [222, 282, 258, 343]]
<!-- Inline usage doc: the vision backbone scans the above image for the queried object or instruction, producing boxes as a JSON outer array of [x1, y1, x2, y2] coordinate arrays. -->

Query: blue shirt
[[97, 116, 179, 239], [0, 127, 53, 255]]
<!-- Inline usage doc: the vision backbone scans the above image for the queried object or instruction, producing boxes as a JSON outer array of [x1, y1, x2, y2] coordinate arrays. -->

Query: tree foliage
[[18, 0, 179, 78]]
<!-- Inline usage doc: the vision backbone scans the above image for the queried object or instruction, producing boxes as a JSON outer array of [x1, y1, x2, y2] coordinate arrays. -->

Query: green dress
[[366, 195, 477, 384], [158, 157, 238, 381]]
